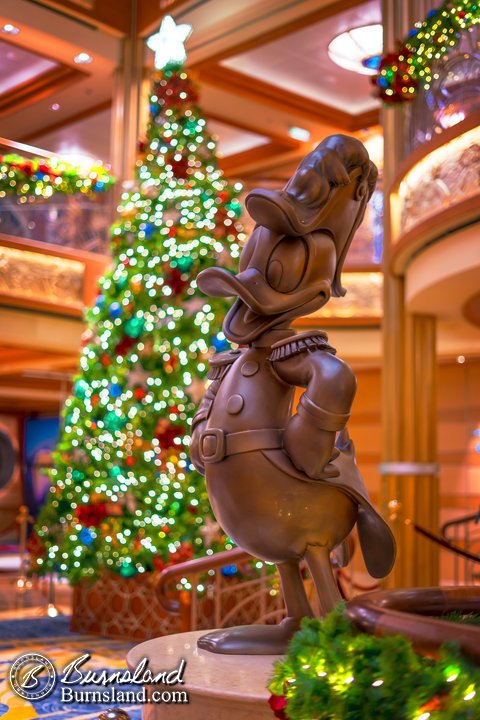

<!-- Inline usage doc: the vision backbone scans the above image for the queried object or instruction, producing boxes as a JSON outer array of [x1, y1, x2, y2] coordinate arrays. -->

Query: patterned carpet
[[0, 616, 142, 720]]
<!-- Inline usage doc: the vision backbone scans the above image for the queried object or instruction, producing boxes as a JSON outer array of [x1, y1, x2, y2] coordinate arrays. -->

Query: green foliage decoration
[[268, 605, 480, 719]]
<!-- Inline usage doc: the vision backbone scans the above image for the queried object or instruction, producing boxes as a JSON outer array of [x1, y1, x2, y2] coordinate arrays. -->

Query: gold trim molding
[[0, 246, 84, 310]]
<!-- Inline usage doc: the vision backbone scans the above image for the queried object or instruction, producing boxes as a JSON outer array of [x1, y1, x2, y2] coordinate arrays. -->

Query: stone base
[[126, 630, 281, 719]]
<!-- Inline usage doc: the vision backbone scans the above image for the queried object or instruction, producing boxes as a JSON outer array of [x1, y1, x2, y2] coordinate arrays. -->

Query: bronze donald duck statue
[[190, 134, 396, 654]]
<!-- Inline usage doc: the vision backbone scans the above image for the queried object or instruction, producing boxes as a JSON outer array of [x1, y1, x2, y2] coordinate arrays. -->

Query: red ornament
[[154, 419, 185, 449], [218, 190, 229, 202], [373, 47, 418, 103], [115, 335, 137, 356], [268, 695, 288, 720], [153, 556, 165, 572], [125, 456, 136, 467], [38, 162, 54, 175], [77, 502, 107, 527], [100, 353, 111, 367], [166, 153, 189, 179], [419, 694, 449, 712], [91, 394, 100, 407], [19, 162, 33, 176], [27, 530, 45, 560], [187, 504, 198, 514], [164, 267, 189, 296], [134, 386, 146, 400], [168, 541, 194, 565]]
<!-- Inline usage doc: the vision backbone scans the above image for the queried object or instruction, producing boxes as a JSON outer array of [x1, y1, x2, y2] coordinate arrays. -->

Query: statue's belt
[[199, 428, 283, 464]]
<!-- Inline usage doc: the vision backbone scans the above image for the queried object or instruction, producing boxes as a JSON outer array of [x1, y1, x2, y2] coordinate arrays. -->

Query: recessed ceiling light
[[74, 52, 93, 64], [289, 126, 311, 142], [2, 23, 20, 35], [328, 24, 383, 76], [50, 103, 61, 111]]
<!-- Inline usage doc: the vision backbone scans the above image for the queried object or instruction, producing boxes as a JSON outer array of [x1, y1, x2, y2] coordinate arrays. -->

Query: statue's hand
[[189, 423, 206, 475], [283, 414, 340, 480]]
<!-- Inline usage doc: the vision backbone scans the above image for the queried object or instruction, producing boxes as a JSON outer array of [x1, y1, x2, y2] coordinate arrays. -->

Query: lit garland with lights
[[268, 606, 480, 720], [373, 0, 480, 103], [0, 154, 114, 197], [32, 60, 244, 583]]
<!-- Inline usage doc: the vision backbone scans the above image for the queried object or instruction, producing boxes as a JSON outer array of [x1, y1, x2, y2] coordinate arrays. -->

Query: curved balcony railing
[[390, 112, 480, 274], [0, 137, 114, 255]]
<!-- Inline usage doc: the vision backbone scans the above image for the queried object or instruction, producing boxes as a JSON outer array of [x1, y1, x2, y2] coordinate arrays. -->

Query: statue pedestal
[[126, 630, 281, 720]]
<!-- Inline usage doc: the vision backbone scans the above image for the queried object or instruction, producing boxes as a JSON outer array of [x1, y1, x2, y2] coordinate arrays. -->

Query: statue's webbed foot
[[197, 617, 301, 655]]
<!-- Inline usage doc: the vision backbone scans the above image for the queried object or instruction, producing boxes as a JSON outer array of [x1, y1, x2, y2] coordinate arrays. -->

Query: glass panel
[[406, 27, 480, 154], [0, 193, 113, 254]]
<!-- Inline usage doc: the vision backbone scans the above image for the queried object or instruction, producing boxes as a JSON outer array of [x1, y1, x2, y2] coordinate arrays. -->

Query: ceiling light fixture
[[328, 24, 383, 75], [289, 126, 311, 142], [74, 52, 93, 64], [2, 23, 20, 35]]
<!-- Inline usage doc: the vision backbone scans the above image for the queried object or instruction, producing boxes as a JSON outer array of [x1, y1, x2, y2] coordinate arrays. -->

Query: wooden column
[[381, 0, 439, 587], [110, 0, 145, 198]]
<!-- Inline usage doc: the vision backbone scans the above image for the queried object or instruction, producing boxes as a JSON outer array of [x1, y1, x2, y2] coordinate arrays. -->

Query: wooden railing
[[156, 543, 379, 631]]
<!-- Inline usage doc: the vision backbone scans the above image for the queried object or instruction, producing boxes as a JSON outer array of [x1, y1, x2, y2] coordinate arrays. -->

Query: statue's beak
[[197, 259, 332, 345]]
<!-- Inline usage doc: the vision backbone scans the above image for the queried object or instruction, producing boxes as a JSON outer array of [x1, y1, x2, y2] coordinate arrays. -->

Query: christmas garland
[[373, 0, 480, 103], [0, 154, 114, 198], [268, 605, 480, 719]]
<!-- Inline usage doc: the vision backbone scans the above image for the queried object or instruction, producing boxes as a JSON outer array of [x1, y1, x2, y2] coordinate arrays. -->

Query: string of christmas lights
[[373, 0, 480, 103], [31, 61, 244, 584], [268, 606, 480, 720], [0, 154, 114, 197]]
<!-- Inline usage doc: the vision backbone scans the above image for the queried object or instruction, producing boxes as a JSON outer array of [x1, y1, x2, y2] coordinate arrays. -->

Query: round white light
[[50, 103, 61, 111], [2, 23, 20, 35], [328, 24, 383, 75], [74, 52, 93, 64]]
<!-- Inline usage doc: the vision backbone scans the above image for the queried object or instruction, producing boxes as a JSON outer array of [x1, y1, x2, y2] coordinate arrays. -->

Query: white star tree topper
[[147, 16, 192, 70]]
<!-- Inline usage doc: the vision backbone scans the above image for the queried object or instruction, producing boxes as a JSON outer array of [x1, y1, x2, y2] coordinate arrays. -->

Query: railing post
[[16, 505, 33, 598]]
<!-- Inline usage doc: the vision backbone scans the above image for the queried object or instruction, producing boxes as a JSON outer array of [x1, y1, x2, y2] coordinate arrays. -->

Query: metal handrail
[[441, 511, 480, 536], [156, 547, 252, 614], [411, 521, 480, 563]]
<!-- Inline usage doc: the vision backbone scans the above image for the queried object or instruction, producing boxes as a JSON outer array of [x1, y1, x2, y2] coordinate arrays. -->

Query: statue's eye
[[266, 237, 308, 293]]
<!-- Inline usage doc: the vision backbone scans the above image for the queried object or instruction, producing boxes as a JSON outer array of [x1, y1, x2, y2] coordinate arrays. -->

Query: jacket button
[[241, 361, 259, 376], [227, 394, 244, 414]]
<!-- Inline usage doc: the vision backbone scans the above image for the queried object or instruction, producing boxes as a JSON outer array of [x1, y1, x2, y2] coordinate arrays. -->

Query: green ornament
[[124, 316, 145, 338], [119, 563, 137, 578], [226, 199, 241, 214], [116, 272, 129, 290], [109, 466, 123, 478], [176, 256, 193, 272], [57, 499, 71, 515], [72, 470, 85, 481], [73, 379, 89, 399], [63, 413, 74, 428], [104, 411, 125, 433]]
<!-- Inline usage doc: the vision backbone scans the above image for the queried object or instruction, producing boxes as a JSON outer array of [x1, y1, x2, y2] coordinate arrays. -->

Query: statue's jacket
[[191, 328, 395, 579]]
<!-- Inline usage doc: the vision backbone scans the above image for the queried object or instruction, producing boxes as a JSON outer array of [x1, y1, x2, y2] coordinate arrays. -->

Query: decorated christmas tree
[[33, 17, 243, 583]]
